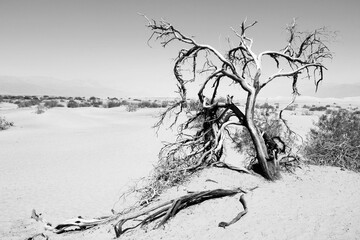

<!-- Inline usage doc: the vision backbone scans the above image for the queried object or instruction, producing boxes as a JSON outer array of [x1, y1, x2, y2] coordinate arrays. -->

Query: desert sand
[[0, 104, 173, 239], [1, 105, 360, 240]]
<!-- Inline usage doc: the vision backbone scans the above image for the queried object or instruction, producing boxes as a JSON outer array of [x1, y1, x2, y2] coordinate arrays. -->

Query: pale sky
[[0, 0, 359, 97]]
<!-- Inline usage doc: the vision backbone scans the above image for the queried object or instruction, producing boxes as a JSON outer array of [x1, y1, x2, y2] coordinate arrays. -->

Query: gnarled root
[[114, 188, 248, 238], [218, 194, 248, 228]]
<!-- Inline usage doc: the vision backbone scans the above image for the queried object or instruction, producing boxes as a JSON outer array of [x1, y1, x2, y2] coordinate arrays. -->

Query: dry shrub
[[67, 100, 79, 108], [35, 104, 46, 114], [232, 107, 300, 169], [43, 100, 59, 108], [0, 116, 13, 130], [126, 104, 138, 112], [303, 109, 360, 172]]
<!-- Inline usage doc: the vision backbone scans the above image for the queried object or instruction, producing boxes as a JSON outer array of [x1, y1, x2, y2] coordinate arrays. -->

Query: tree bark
[[245, 91, 281, 181]]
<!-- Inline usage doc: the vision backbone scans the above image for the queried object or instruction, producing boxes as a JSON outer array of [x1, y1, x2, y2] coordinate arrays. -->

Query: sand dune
[[0, 106, 173, 238], [1, 106, 360, 240]]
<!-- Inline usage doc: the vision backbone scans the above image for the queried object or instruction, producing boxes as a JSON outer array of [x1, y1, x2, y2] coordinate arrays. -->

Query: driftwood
[[114, 187, 251, 238], [30, 187, 254, 238], [31, 209, 116, 234]]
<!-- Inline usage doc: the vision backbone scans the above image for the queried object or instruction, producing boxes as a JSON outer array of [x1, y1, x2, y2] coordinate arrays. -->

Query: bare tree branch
[[144, 16, 333, 181]]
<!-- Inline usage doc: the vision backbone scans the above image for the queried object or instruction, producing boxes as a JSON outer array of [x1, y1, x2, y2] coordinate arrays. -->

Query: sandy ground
[[16, 166, 360, 240], [121, 166, 360, 240], [1, 105, 360, 240], [0, 105, 174, 239]]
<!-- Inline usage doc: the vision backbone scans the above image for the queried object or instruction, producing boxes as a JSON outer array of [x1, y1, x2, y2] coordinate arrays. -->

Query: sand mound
[[16, 165, 360, 240], [2, 107, 359, 240]]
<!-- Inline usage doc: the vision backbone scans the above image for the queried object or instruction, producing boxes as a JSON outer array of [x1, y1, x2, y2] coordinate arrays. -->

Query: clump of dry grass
[[35, 104, 46, 114], [0, 116, 13, 130], [126, 104, 138, 112]]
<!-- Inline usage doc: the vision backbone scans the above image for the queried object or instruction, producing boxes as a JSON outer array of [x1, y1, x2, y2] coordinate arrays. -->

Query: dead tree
[[144, 16, 332, 181]]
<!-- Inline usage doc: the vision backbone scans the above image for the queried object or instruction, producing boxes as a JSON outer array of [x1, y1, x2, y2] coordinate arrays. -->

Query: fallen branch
[[31, 209, 116, 234], [25, 233, 49, 240], [114, 188, 249, 238], [212, 161, 251, 174], [218, 194, 248, 228], [30, 187, 255, 238]]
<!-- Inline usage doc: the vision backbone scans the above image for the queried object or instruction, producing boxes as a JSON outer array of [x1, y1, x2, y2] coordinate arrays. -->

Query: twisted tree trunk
[[246, 91, 281, 181]]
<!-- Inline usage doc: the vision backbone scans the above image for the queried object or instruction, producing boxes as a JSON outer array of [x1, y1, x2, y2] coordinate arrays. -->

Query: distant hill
[[258, 95, 360, 107], [300, 82, 360, 98], [0, 76, 127, 98]]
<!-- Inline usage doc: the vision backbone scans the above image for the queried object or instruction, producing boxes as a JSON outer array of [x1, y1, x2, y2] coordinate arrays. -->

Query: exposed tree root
[[212, 161, 251, 174], [30, 187, 255, 238], [218, 194, 248, 228], [114, 187, 253, 238]]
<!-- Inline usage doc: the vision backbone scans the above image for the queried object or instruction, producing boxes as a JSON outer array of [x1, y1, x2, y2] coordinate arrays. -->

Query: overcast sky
[[0, 0, 359, 97]]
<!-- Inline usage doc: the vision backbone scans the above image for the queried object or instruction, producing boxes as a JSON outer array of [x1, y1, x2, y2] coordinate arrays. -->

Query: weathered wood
[[114, 188, 246, 238], [218, 194, 248, 228]]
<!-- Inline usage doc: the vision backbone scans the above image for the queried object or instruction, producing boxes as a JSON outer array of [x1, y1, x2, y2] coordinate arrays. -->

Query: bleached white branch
[[261, 63, 325, 89]]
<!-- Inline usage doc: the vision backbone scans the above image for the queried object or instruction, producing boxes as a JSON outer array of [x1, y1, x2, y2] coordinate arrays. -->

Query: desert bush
[[79, 102, 91, 107], [150, 102, 161, 108], [303, 109, 360, 172], [232, 108, 299, 167], [259, 102, 275, 110], [105, 101, 120, 108], [126, 104, 138, 112], [92, 101, 103, 108], [301, 110, 313, 116], [325, 109, 333, 115], [309, 106, 327, 111], [15, 100, 38, 108], [43, 100, 59, 108], [121, 100, 129, 106], [67, 100, 79, 108], [138, 101, 151, 108], [187, 99, 202, 112], [161, 101, 169, 108], [35, 104, 46, 114], [0, 116, 13, 130]]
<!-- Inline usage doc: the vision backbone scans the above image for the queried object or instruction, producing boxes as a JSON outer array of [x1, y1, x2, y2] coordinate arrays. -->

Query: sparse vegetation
[[126, 104, 138, 112], [233, 108, 300, 169], [43, 100, 60, 108], [303, 109, 360, 172], [15, 99, 40, 108], [187, 99, 202, 112], [35, 104, 46, 114], [0, 116, 13, 130], [309, 106, 327, 111], [258, 102, 275, 110], [106, 100, 121, 108], [301, 109, 313, 116], [67, 100, 79, 108]]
